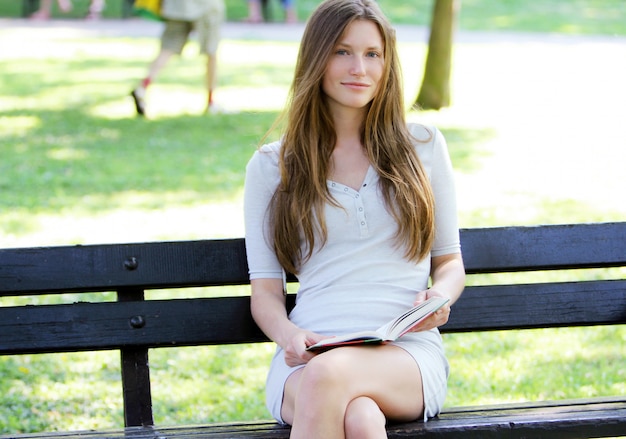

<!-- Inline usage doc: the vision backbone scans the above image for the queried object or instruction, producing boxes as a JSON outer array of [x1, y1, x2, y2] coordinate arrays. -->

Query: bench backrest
[[1, 222, 625, 426]]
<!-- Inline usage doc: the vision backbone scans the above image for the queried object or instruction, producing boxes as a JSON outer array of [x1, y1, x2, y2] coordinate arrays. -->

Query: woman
[[243, 0, 465, 437]]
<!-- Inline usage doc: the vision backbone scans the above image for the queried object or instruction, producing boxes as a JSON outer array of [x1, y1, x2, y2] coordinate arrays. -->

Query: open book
[[306, 296, 450, 352]]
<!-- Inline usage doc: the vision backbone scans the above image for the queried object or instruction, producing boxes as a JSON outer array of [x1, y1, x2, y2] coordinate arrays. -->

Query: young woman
[[243, 0, 465, 437]]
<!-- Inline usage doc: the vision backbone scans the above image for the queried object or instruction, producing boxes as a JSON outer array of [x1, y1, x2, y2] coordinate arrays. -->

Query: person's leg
[[30, 0, 72, 19], [282, 0, 297, 23], [144, 48, 176, 84], [131, 20, 190, 116], [283, 345, 425, 438], [30, 0, 52, 19], [86, 0, 105, 20], [345, 396, 387, 439], [246, 0, 263, 23], [57, 0, 72, 12], [205, 54, 217, 111], [131, 48, 174, 116], [198, 7, 224, 113]]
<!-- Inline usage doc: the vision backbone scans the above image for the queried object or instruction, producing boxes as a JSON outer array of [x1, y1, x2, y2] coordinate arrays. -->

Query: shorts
[[160, 7, 224, 55]]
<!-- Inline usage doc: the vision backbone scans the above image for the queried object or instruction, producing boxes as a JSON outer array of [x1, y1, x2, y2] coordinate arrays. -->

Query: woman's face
[[322, 19, 385, 116]]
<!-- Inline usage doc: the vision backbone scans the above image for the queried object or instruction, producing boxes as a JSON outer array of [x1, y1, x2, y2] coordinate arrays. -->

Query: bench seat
[[5, 397, 625, 438]]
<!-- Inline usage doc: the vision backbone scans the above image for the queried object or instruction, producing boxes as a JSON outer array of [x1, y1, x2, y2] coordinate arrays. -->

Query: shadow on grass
[[439, 126, 497, 173], [444, 326, 626, 407], [1, 108, 278, 214], [0, 343, 275, 433], [1, 104, 499, 214]]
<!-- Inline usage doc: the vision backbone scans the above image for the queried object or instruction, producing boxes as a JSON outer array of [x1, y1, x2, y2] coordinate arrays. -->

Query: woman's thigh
[[281, 345, 424, 424]]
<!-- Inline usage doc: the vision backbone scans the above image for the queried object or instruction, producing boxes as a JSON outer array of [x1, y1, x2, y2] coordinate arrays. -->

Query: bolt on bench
[[1, 222, 625, 438]]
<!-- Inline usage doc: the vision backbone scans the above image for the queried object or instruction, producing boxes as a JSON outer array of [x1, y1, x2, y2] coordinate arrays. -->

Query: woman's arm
[[429, 252, 465, 306], [412, 252, 465, 331], [250, 278, 295, 348], [250, 278, 324, 366]]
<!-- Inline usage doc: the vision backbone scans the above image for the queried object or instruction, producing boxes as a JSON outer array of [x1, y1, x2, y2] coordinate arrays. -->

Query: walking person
[[29, 0, 105, 20], [245, 0, 297, 23], [130, 0, 225, 116]]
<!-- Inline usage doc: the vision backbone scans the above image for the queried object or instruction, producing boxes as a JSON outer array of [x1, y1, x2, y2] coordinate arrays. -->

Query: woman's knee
[[299, 349, 352, 391], [344, 396, 386, 439]]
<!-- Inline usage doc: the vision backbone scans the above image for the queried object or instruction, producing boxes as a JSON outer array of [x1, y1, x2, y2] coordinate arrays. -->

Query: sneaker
[[206, 103, 230, 114], [131, 88, 146, 116], [206, 103, 217, 114]]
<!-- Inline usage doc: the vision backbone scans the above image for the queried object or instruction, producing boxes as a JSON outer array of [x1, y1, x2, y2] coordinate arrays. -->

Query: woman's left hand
[[409, 288, 451, 332]]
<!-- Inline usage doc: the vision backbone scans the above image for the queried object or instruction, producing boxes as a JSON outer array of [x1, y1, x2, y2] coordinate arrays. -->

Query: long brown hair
[[270, 0, 435, 274]]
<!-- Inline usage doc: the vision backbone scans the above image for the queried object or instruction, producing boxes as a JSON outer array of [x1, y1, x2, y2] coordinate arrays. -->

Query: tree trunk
[[414, 0, 460, 110]]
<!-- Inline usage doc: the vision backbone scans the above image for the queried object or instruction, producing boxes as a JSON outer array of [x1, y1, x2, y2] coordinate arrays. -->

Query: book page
[[306, 330, 383, 351], [381, 297, 449, 339], [306, 297, 449, 351]]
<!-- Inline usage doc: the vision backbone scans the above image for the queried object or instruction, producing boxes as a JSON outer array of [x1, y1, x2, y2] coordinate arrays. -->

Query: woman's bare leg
[[345, 396, 387, 439], [283, 345, 424, 439]]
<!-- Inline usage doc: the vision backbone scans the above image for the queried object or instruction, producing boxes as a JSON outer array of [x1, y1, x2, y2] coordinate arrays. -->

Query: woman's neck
[[330, 116, 370, 190], [331, 107, 365, 142]]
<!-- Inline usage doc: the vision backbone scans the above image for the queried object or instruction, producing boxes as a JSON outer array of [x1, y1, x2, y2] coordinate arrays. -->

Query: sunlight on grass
[[1, 195, 246, 248], [410, 39, 626, 226], [445, 326, 626, 407], [0, 351, 123, 432], [150, 344, 276, 425], [4, 35, 623, 245], [0, 115, 40, 134]]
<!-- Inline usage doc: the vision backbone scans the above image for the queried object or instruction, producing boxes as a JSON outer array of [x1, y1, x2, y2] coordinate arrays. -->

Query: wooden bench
[[1, 222, 625, 438]]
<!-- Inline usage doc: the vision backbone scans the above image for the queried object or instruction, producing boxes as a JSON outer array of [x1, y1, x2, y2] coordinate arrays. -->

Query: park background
[[0, 0, 625, 434]]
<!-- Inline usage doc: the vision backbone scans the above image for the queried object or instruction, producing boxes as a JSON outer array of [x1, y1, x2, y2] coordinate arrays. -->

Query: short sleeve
[[409, 124, 461, 257], [243, 142, 284, 280]]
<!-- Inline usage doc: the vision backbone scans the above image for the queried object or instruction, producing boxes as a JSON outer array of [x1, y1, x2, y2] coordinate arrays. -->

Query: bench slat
[[0, 296, 267, 355], [2, 222, 625, 295], [1, 280, 624, 355], [3, 397, 624, 439], [411, 396, 626, 438], [460, 222, 626, 273], [0, 239, 249, 295], [443, 279, 626, 332]]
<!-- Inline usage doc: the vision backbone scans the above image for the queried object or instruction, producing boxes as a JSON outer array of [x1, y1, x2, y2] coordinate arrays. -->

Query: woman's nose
[[349, 57, 366, 76]]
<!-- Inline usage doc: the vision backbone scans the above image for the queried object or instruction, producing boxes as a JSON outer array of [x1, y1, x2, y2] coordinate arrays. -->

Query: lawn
[[1, 0, 625, 434]]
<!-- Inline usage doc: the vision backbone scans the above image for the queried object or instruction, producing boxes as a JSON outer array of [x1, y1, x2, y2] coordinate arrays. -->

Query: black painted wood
[[3, 397, 625, 438], [118, 289, 154, 428], [0, 222, 625, 438], [460, 222, 626, 273], [1, 280, 625, 354], [2, 223, 625, 295], [0, 238, 249, 295]]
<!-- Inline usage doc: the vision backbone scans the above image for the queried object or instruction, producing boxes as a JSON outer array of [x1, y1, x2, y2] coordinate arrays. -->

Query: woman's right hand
[[249, 279, 329, 366], [283, 329, 327, 367]]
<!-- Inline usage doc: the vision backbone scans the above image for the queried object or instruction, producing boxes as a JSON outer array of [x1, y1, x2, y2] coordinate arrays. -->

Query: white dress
[[244, 123, 461, 423]]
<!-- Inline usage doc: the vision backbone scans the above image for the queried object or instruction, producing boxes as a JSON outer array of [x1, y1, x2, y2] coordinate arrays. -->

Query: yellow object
[[133, 0, 162, 21]]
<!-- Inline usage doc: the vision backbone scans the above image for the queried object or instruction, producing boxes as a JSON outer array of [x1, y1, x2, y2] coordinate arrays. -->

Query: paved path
[[0, 17, 429, 43]]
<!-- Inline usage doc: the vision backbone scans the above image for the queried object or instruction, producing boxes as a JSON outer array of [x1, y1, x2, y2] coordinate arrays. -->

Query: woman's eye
[[367, 51, 381, 58], [336, 49, 349, 55]]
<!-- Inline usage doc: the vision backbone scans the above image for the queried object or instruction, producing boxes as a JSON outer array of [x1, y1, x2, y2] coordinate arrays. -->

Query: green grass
[[1, 1, 625, 434], [2, 0, 626, 35]]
